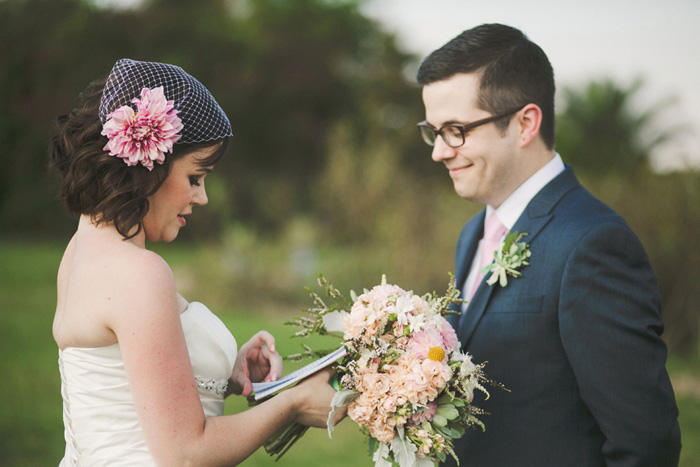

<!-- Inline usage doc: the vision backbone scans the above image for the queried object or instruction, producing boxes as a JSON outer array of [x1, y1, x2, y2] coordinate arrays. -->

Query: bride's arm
[[108, 250, 337, 466]]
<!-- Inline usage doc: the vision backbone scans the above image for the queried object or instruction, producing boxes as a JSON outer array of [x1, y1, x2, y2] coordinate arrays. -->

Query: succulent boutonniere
[[482, 231, 531, 287]]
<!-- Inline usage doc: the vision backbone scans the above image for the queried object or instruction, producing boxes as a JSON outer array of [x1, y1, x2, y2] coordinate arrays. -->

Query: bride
[[49, 58, 343, 466]]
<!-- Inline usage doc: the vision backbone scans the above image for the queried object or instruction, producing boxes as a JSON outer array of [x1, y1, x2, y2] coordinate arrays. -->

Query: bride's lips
[[177, 215, 186, 226]]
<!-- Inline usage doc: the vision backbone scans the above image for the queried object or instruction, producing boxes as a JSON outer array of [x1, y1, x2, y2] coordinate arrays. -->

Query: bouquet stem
[[264, 422, 309, 460]]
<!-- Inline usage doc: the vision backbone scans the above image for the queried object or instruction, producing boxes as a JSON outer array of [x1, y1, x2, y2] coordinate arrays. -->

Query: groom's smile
[[422, 73, 523, 208]]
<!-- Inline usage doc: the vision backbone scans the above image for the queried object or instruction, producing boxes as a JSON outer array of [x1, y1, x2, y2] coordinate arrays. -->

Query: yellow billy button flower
[[428, 346, 445, 362]]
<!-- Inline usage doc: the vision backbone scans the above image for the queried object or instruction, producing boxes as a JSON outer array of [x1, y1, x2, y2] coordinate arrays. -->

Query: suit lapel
[[447, 211, 485, 329], [455, 212, 485, 289], [457, 166, 580, 347]]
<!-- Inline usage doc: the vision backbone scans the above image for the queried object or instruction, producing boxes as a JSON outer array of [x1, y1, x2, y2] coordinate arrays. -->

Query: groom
[[417, 24, 681, 466]]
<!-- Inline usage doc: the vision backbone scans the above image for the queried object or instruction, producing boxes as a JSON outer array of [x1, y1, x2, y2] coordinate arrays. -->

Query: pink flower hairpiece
[[101, 86, 183, 170]]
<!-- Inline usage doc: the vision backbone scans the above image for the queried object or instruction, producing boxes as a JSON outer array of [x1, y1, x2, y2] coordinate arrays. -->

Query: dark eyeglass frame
[[417, 105, 526, 148]]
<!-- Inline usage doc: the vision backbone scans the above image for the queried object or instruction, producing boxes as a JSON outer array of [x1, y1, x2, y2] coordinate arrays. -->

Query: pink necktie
[[469, 213, 507, 300]]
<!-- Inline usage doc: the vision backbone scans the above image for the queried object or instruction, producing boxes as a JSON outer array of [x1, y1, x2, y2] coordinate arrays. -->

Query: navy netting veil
[[99, 58, 233, 144]]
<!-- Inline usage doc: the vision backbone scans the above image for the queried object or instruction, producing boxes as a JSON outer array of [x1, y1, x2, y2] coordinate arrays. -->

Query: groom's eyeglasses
[[417, 105, 526, 148]]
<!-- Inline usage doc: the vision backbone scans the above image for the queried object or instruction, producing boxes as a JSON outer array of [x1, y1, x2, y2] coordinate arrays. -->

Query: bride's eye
[[189, 176, 201, 187]]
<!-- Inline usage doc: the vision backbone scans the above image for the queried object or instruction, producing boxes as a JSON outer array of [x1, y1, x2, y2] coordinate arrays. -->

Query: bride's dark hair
[[49, 79, 229, 239]]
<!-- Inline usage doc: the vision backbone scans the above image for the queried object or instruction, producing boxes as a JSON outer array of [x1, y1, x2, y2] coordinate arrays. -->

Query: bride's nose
[[192, 184, 208, 206]]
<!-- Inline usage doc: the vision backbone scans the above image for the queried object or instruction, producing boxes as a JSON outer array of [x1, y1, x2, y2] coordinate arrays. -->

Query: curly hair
[[49, 79, 229, 239]]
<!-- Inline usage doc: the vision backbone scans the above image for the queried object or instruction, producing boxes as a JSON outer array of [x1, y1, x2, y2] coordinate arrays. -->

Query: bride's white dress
[[57, 302, 237, 466]]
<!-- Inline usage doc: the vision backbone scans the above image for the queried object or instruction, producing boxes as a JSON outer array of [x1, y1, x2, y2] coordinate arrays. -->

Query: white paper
[[252, 346, 346, 400]]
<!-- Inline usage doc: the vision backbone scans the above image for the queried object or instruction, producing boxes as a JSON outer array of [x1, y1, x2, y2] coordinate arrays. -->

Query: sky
[[101, 0, 700, 170]]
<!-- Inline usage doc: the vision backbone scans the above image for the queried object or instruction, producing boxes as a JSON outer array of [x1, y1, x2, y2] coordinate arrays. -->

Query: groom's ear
[[516, 103, 542, 148]]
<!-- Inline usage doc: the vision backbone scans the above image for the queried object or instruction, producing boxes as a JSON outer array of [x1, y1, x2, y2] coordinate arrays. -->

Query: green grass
[[1, 241, 698, 466]]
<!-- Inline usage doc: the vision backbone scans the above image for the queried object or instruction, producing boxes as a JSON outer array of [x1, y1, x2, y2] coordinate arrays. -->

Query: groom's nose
[[431, 137, 456, 163]]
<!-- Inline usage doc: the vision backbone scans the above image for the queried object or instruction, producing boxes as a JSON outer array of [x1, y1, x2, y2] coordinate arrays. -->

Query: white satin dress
[[57, 302, 237, 466]]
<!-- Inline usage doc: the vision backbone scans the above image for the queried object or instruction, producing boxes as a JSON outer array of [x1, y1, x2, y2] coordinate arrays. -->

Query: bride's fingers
[[259, 345, 283, 382], [241, 351, 251, 378], [252, 330, 276, 354], [241, 379, 253, 397]]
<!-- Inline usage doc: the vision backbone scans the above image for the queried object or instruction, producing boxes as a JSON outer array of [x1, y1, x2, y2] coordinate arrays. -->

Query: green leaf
[[368, 436, 377, 457], [391, 427, 417, 466], [432, 414, 447, 427], [448, 422, 465, 437], [436, 405, 459, 420], [437, 393, 453, 405], [435, 424, 460, 440]]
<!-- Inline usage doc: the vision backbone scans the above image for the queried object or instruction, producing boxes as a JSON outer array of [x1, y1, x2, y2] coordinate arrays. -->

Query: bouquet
[[260, 275, 498, 466]]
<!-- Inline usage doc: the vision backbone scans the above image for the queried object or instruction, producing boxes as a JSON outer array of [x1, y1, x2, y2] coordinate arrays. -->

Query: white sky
[[101, 0, 700, 170], [360, 0, 700, 171]]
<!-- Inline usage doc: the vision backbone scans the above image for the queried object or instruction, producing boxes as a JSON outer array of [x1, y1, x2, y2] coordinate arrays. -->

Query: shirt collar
[[486, 153, 565, 230]]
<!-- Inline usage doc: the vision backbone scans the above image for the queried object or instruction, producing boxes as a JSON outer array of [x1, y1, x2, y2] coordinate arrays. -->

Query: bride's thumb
[[241, 379, 253, 397]]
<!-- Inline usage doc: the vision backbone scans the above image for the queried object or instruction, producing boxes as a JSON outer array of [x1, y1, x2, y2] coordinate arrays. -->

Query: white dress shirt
[[461, 153, 565, 309]]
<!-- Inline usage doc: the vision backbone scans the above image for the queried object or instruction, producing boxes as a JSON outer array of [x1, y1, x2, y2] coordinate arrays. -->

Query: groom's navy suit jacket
[[445, 167, 681, 467]]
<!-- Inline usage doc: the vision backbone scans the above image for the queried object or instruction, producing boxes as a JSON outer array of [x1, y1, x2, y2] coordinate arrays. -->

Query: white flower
[[322, 310, 349, 333], [393, 295, 415, 326], [407, 312, 427, 333]]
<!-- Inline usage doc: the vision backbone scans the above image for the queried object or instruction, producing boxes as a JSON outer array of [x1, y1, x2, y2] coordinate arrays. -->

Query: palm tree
[[555, 78, 682, 177]]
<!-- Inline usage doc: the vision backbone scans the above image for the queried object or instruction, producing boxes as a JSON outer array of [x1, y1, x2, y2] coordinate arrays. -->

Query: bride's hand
[[292, 367, 348, 428], [229, 330, 283, 397]]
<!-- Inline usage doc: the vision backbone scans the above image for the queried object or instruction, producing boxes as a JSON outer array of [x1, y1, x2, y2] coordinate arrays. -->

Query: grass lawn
[[1, 241, 698, 466]]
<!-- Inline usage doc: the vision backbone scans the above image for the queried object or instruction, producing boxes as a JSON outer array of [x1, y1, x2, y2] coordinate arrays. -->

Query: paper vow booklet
[[252, 346, 347, 400]]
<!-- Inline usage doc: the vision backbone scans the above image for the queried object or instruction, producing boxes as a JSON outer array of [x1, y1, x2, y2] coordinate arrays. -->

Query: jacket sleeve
[[558, 220, 681, 467]]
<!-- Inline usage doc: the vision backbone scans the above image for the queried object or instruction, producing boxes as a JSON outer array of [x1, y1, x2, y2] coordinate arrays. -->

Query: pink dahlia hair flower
[[101, 86, 183, 170]]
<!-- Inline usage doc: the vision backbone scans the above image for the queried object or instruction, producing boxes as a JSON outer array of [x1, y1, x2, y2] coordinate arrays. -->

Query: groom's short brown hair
[[417, 23, 555, 150]]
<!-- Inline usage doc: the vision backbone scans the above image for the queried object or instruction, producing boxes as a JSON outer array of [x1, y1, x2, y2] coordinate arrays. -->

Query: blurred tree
[[187, 0, 427, 231], [556, 78, 682, 177], [0, 0, 143, 237], [0, 0, 427, 238]]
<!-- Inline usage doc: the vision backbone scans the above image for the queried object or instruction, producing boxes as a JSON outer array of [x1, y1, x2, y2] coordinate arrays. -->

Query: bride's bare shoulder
[[62, 228, 177, 312], [54, 229, 179, 348], [100, 242, 175, 294]]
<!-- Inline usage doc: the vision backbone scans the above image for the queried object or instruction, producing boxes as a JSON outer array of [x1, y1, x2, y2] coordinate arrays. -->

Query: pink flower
[[348, 402, 373, 425], [368, 284, 408, 304], [421, 359, 452, 391], [394, 336, 409, 349], [390, 353, 433, 405], [407, 329, 443, 359], [381, 394, 397, 413], [343, 283, 410, 343], [436, 315, 460, 352], [411, 401, 437, 423], [369, 413, 397, 443], [101, 86, 183, 170]]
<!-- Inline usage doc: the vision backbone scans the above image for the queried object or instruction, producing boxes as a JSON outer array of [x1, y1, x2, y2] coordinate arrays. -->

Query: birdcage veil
[[99, 58, 233, 145]]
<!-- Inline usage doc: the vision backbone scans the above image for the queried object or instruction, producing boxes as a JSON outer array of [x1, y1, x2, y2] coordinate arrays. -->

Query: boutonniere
[[482, 231, 531, 287]]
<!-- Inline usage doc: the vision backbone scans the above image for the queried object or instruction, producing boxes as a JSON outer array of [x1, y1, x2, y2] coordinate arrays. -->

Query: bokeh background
[[1, 0, 698, 465]]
